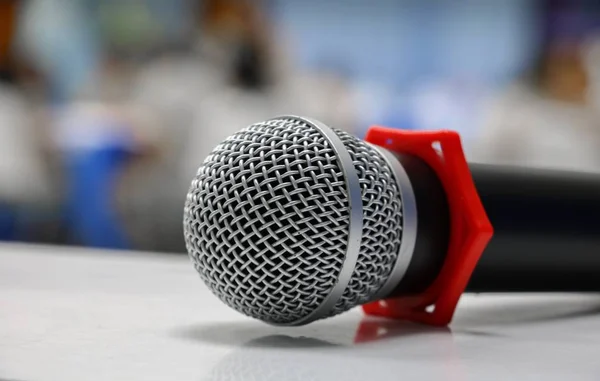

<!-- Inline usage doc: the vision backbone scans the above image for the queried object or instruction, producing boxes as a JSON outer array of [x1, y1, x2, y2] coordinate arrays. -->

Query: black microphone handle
[[386, 154, 600, 298], [466, 163, 600, 293]]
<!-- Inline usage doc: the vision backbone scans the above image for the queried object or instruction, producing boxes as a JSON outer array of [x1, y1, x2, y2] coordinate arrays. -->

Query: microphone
[[183, 115, 600, 326]]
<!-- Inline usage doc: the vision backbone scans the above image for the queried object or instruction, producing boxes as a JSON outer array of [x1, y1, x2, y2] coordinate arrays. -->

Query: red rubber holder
[[362, 126, 494, 326]]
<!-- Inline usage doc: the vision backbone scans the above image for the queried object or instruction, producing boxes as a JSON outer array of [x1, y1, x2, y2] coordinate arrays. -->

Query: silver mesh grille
[[329, 129, 403, 316], [183, 116, 403, 325], [183, 117, 350, 325]]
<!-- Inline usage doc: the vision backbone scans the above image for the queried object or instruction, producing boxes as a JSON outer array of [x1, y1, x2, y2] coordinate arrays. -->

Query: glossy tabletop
[[2, 243, 600, 380]]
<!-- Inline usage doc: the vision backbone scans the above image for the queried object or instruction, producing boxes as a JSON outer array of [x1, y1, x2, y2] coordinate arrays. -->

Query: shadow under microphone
[[202, 319, 457, 381]]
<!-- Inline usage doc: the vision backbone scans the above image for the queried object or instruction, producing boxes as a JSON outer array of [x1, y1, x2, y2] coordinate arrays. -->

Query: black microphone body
[[467, 163, 600, 293], [389, 157, 600, 297]]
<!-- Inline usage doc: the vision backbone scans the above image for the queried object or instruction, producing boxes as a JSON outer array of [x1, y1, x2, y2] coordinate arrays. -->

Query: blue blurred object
[[64, 144, 131, 249], [274, 0, 537, 87], [0, 206, 16, 241], [379, 111, 418, 131]]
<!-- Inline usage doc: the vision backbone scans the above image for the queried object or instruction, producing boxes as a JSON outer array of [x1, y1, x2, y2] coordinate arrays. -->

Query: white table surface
[[2, 243, 600, 381]]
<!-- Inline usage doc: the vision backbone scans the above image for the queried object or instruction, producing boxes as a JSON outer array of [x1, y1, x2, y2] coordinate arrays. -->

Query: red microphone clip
[[362, 126, 494, 326]]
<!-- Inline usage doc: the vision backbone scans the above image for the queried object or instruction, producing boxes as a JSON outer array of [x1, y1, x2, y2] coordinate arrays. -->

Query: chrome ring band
[[279, 116, 363, 326], [368, 143, 418, 301]]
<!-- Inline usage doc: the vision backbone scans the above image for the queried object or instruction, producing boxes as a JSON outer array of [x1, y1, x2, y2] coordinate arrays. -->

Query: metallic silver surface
[[325, 129, 405, 316], [287, 117, 363, 325], [184, 117, 350, 325], [368, 144, 418, 300], [183, 116, 405, 325]]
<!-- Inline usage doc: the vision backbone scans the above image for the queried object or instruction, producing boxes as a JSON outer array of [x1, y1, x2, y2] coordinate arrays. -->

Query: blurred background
[[0, 0, 599, 253]]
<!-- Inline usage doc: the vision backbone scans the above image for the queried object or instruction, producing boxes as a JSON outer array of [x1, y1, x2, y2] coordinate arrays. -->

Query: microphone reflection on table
[[201, 317, 458, 381]]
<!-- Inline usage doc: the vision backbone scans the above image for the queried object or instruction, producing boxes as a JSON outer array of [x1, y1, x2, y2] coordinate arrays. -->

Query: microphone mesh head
[[184, 117, 403, 325]]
